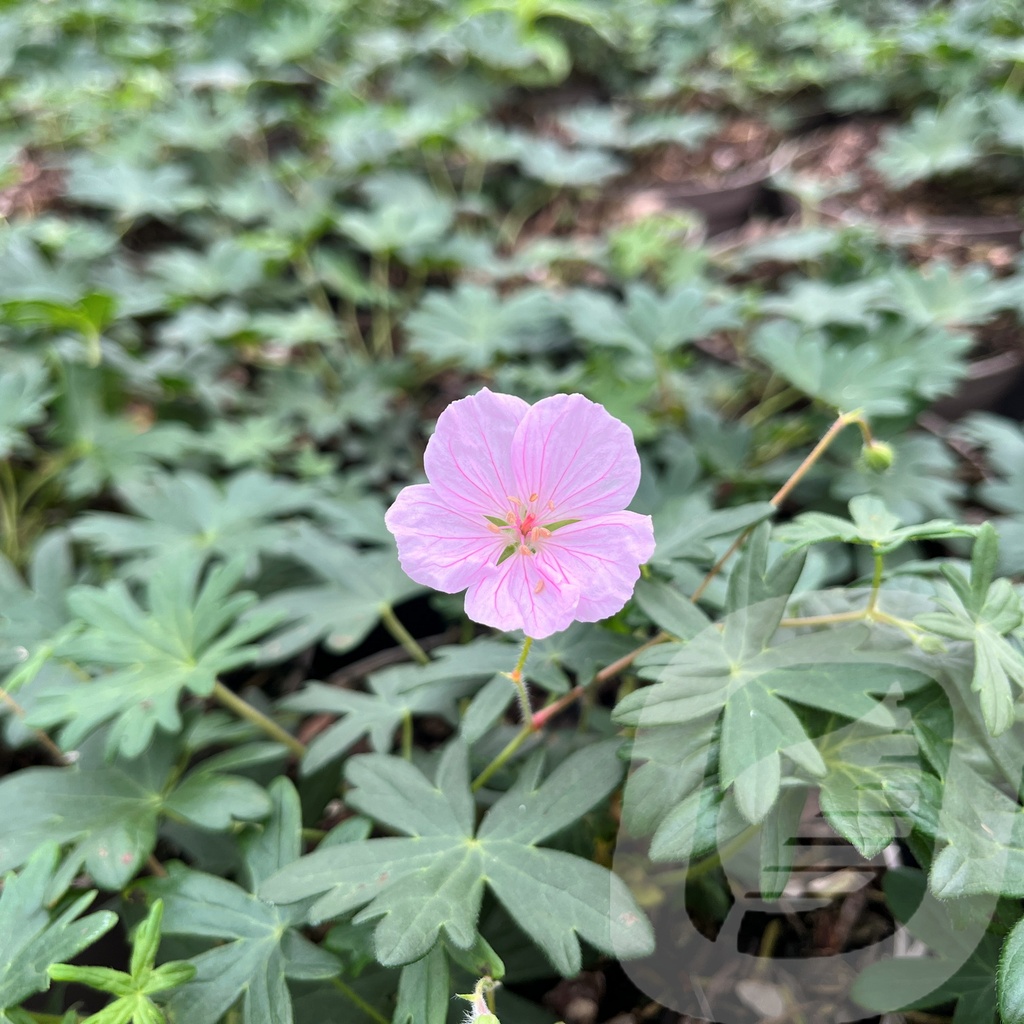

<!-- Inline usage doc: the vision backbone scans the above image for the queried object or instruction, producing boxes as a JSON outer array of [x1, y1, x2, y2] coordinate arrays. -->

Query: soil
[[782, 120, 1024, 223], [635, 118, 782, 190], [0, 152, 64, 219]]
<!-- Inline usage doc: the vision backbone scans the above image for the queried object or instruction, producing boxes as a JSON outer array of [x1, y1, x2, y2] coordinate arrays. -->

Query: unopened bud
[[860, 440, 895, 472]]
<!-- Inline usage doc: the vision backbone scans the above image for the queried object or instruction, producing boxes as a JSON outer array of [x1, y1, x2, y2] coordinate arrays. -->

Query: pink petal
[[385, 484, 505, 593], [540, 511, 655, 623], [423, 388, 528, 516], [511, 394, 641, 520], [464, 552, 580, 639]]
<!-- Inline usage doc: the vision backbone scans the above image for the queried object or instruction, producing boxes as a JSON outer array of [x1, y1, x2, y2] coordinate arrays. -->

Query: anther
[[529, 492, 539, 501], [534, 579, 545, 594], [486, 523, 502, 533], [547, 500, 555, 511], [518, 543, 531, 556]]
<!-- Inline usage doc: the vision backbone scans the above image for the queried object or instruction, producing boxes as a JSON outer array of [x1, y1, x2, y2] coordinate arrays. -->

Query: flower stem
[[508, 635, 534, 724], [211, 681, 307, 760], [379, 604, 430, 665], [691, 411, 866, 602], [401, 709, 413, 760], [0, 686, 68, 764], [329, 977, 390, 1024], [471, 724, 533, 792], [867, 551, 885, 614]]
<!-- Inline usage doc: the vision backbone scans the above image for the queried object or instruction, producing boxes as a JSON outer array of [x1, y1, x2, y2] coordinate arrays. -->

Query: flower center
[[483, 496, 579, 570]]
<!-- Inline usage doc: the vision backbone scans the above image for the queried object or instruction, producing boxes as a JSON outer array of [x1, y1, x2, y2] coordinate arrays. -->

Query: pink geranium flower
[[385, 389, 655, 639]]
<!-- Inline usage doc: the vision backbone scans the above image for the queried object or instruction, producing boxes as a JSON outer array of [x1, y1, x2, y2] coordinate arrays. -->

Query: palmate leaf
[[256, 526, 423, 663], [872, 98, 985, 187], [66, 156, 205, 221], [260, 741, 654, 976], [148, 779, 340, 1024], [49, 900, 196, 1024], [616, 526, 931, 826], [0, 844, 116, 1014], [778, 495, 976, 555], [854, 868, 1000, 1022], [0, 530, 74, 677], [917, 523, 1024, 735], [30, 557, 279, 758], [759, 278, 888, 329], [284, 640, 516, 774], [148, 239, 267, 302], [751, 320, 917, 416], [0, 736, 272, 888], [70, 471, 314, 575], [53, 364, 196, 498], [565, 282, 739, 360], [817, 715, 934, 858], [404, 283, 560, 370], [0, 358, 51, 459]]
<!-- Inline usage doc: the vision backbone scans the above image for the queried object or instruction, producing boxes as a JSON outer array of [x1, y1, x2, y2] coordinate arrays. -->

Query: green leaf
[[778, 495, 976, 554], [751, 320, 924, 416], [66, 157, 205, 221], [872, 99, 985, 187], [50, 900, 195, 1024], [817, 718, 931, 858], [1000, 915, 1024, 1024], [759, 278, 887, 329], [0, 844, 116, 1013], [0, 741, 270, 887], [31, 558, 277, 758], [256, 526, 423, 663], [261, 741, 652, 975], [394, 943, 449, 1024], [405, 284, 559, 370], [149, 779, 339, 1024], [917, 525, 1024, 735], [854, 868, 1000, 1020], [565, 282, 739, 360], [283, 641, 495, 773], [617, 530, 932, 830], [70, 471, 315, 576], [0, 358, 51, 459]]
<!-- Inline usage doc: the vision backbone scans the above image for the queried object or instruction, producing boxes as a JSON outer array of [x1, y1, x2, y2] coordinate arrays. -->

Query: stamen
[[536, 527, 551, 539], [505, 510, 516, 526], [507, 495, 522, 507], [486, 523, 502, 533], [518, 543, 531, 556], [547, 500, 555, 511], [529, 492, 539, 501], [534, 579, 545, 594]]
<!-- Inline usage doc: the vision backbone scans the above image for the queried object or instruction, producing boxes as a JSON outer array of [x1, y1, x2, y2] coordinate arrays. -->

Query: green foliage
[[0, 845, 116, 1017], [260, 741, 653, 975], [779, 494, 977, 554], [3, 0, 1024, 1019], [147, 779, 340, 1024], [917, 524, 1024, 735], [30, 558, 279, 757], [49, 901, 195, 1024]]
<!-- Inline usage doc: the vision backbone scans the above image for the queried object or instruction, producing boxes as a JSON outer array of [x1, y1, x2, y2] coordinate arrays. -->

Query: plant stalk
[[211, 682, 306, 759]]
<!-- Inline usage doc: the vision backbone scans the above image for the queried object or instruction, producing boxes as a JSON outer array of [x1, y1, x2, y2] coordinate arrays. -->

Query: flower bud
[[859, 440, 895, 472]]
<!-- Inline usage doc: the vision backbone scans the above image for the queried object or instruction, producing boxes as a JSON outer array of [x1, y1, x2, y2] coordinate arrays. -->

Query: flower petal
[[385, 484, 504, 593], [423, 388, 529, 516], [464, 552, 580, 639], [539, 511, 655, 623], [511, 394, 641, 519]]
